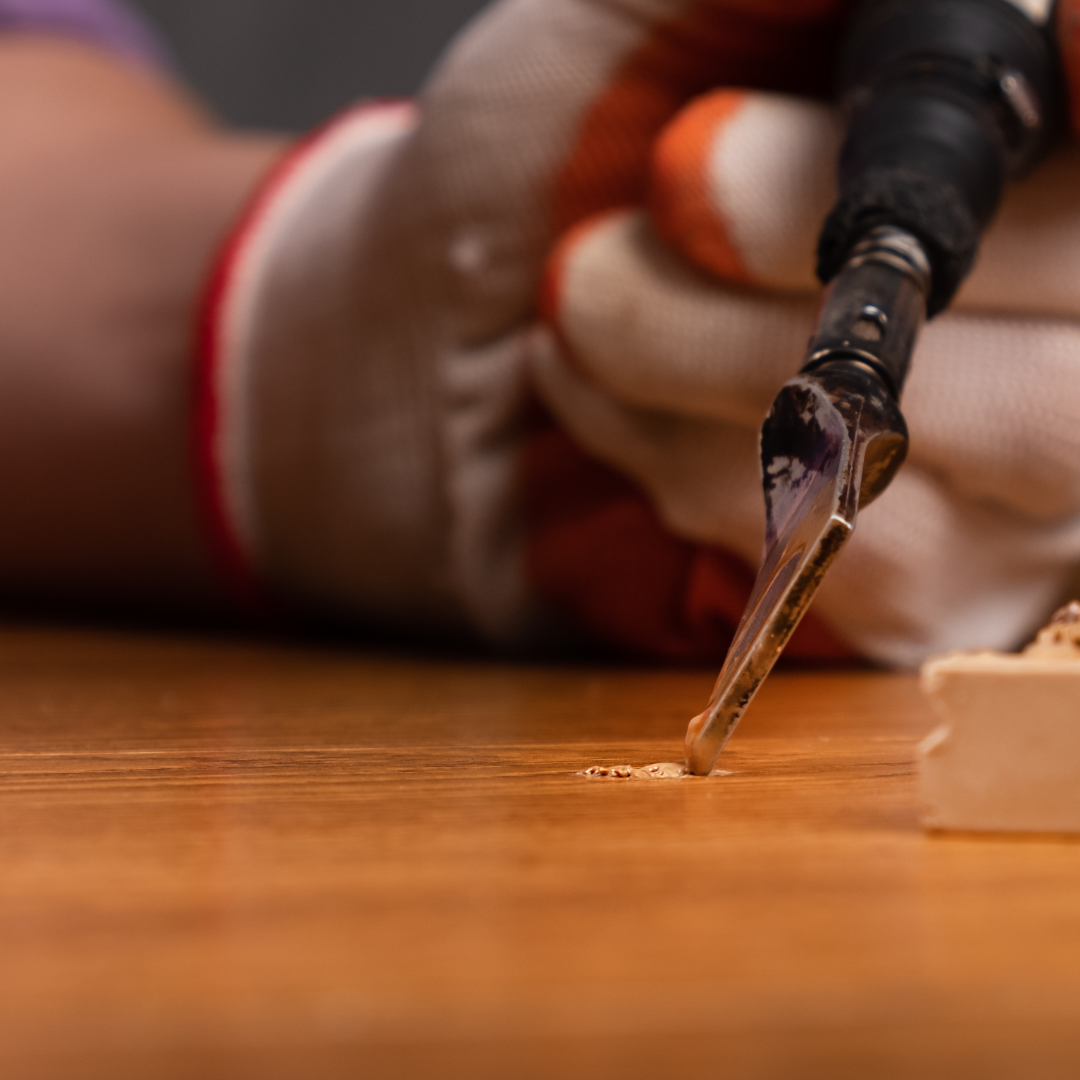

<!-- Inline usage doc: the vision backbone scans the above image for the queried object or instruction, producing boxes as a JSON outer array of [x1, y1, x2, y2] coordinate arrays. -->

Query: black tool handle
[[817, 0, 1061, 320]]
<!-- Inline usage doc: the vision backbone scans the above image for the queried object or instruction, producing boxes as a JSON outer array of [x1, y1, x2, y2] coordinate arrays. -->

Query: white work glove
[[197, 0, 1080, 667], [198, 0, 854, 657]]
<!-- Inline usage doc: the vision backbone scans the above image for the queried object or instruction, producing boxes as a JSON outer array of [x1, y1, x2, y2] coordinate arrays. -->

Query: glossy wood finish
[[1, 625, 1079, 1079]]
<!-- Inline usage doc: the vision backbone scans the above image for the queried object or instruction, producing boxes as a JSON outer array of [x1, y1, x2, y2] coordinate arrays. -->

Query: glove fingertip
[[540, 210, 628, 329], [649, 89, 754, 285]]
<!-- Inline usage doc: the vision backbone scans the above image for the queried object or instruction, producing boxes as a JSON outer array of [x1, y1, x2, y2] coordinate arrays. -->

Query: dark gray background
[[125, 0, 492, 130]]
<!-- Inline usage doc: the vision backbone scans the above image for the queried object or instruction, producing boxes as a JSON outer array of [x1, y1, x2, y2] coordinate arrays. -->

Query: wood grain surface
[[1, 625, 1079, 1079]]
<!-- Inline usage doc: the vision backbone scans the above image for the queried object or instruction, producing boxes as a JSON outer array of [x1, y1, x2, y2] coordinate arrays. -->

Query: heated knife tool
[[685, 0, 1061, 775]]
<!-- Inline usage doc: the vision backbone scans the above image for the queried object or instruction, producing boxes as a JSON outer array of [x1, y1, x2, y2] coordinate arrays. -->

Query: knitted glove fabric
[[199, 0, 852, 654], [201, 0, 1080, 666], [535, 21, 1080, 666]]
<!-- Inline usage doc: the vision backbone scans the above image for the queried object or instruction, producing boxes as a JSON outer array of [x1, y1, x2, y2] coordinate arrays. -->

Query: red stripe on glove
[[523, 421, 852, 663], [1058, 0, 1080, 136]]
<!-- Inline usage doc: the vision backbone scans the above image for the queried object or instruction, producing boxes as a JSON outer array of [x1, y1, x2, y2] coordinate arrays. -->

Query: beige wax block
[[918, 604, 1080, 834]]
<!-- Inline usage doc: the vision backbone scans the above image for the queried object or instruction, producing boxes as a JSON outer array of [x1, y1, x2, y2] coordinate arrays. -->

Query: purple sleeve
[[0, 0, 169, 67]]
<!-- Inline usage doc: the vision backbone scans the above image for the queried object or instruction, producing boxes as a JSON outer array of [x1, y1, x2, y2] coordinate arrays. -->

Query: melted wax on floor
[[580, 762, 732, 780]]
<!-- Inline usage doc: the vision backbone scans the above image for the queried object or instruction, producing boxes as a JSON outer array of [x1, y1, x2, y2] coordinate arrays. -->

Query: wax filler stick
[[685, 0, 1062, 775]]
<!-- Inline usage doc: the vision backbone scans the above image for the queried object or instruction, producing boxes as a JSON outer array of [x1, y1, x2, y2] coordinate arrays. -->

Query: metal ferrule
[[801, 226, 931, 398]]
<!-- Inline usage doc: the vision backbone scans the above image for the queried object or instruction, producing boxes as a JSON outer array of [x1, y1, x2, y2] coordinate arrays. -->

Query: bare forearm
[[0, 37, 286, 613]]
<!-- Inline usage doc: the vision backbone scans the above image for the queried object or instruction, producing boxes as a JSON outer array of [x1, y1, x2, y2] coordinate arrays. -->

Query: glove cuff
[[195, 101, 418, 616]]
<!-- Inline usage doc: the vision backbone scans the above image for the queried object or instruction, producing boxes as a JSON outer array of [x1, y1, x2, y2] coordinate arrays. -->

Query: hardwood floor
[[0, 624, 1078, 1078]]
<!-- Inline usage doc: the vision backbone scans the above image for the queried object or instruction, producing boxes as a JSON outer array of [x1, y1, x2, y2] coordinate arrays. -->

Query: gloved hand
[[532, 70, 1080, 667], [198, 0, 853, 652], [199, 0, 1080, 667]]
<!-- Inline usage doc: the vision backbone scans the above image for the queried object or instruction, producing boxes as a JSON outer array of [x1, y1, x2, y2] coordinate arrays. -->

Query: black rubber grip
[[817, 0, 1061, 316]]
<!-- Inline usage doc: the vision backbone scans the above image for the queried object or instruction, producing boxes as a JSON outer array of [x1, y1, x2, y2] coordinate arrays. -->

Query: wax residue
[[580, 762, 732, 780]]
